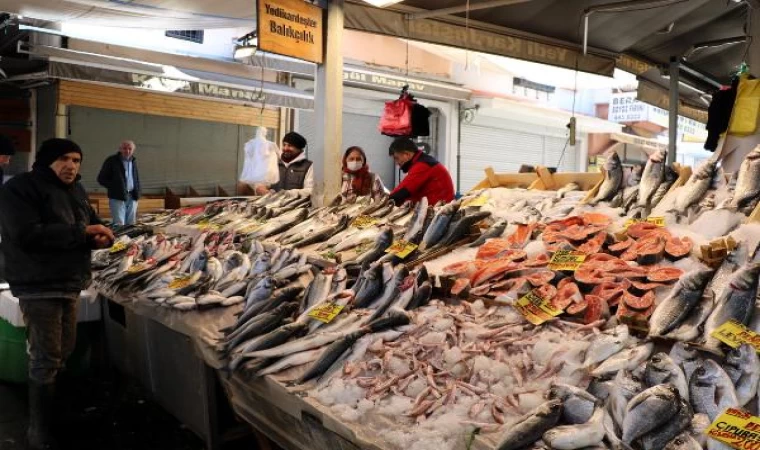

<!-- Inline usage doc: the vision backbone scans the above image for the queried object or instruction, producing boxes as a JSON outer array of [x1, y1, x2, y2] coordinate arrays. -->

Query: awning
[[21, 44, 314, 110], [610, 132, 667, 155], [637, 79, 708, 124]]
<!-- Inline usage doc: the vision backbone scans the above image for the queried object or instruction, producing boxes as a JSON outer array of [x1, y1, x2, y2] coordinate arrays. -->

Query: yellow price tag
[[168, 275, 194, 290], [308, 302, 345, 324], [385, 240, 419, 259], [109, 242, 127, 254], [711, 320, 760, 352], [462, 195, 488, 208], [705, 408, 760, 449], [351, 215, 379, 229], [624, 217, 666, 229], [514, 289, 563, 326], [548, 250, 587, 271]]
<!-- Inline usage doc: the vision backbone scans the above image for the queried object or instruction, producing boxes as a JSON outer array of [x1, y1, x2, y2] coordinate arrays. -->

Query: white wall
[[60, 23, 251, 60]]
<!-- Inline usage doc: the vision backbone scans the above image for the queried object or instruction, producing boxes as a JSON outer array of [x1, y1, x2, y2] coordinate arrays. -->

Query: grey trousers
[[18, 297, 79, 384]]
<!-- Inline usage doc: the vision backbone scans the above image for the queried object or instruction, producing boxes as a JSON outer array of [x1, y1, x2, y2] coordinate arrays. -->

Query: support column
[[55, 103, 68, 139], [667, 57, 679, 165], [312, 0, 344, 206], [750, 5, 760, 78]]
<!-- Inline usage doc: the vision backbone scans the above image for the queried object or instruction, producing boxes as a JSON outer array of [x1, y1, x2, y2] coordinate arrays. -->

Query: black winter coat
[[0, 166, 102, 296], [97, 153, 140, 201]]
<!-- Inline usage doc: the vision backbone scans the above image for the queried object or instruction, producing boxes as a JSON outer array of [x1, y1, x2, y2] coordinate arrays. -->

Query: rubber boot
[[27, 382, 57, 450]]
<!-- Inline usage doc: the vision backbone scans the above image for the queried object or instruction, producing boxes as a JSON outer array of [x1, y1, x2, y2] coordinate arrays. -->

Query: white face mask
[[347, 161, 363, 171]]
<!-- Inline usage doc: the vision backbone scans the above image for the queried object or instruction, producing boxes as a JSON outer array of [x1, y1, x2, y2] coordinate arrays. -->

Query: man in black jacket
[[97, 140, 140, 225], [0, 138, 114, 450], [0, 133, 15, 185]]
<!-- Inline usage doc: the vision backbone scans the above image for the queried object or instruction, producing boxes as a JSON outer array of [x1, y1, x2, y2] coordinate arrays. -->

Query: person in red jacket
[[388, 138, 455, 206]]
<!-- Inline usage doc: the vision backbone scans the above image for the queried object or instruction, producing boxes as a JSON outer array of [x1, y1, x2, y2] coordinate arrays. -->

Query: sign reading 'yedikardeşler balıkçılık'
[[257, 0, 324, 64]]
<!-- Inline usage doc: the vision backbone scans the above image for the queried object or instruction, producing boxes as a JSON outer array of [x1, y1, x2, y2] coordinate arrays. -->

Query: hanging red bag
[[379, 93, 414, 136]]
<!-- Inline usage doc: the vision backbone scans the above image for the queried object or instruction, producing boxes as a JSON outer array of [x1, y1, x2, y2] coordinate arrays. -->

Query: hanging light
[[362, 0, 404, 7]]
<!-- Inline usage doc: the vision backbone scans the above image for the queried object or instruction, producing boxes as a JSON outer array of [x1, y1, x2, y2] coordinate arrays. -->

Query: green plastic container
[[0, 318, 94, 383]]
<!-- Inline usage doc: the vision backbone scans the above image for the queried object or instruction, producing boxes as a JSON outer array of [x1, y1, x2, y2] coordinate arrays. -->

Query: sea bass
[[590, 150, 623, 204], [638, 149, 667, 207]]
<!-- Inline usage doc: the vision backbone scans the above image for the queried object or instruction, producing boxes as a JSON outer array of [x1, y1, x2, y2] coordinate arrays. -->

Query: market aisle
[[0, 372, 263, 450]]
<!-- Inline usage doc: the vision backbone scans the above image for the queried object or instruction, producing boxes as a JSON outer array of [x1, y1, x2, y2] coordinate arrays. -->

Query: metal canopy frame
[[407, 0, 534, 20]]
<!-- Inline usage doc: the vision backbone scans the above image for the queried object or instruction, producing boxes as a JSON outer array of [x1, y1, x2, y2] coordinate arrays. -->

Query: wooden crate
[[470, 167, 539, 191], [471, 166, 604, 194]]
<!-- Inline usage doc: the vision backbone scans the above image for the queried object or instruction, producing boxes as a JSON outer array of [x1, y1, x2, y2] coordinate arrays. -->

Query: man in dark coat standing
[[0, 134, 15, 284], [0, 138, 114, 449], [97, 140, 140, 225]]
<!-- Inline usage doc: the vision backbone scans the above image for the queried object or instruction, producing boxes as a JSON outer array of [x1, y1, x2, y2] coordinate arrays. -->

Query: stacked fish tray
[[92, 149, 760, 450]]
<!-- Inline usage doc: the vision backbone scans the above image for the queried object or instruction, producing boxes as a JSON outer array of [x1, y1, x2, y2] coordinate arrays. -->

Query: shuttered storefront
[[60, 81, 280, 196], [460, 116, 578, 191]]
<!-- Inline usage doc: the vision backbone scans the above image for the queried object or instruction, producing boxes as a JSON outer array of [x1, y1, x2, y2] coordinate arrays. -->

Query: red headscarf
[[343, 146, 373, 196]]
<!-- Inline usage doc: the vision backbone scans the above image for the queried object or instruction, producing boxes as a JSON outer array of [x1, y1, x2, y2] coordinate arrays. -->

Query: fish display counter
[[91, 145, 760, 450]]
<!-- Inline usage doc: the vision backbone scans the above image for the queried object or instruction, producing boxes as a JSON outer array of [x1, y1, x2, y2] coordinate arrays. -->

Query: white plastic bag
[[240, 127, 280, 185]]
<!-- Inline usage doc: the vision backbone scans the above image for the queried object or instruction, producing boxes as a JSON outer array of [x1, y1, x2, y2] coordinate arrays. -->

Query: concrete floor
[[0, 371, 262, 450]]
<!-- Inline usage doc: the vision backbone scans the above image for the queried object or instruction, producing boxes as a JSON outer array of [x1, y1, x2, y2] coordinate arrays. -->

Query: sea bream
[[622, 384, 680, 445], [644, 352, 689, 400], [701, 262, 760, 352], [689, 359, 738, 421], [723, 343, 760, 406], [590, 150, 623, 204], [649, 268, 714, 338], [730, 145, 760, 211], [673, 157, 718, 214]]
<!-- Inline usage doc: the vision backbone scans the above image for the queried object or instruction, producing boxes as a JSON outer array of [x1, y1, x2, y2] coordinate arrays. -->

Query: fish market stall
[[90, 147, 760, 450]]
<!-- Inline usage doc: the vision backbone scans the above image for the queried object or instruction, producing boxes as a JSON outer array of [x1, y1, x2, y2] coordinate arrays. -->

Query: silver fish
[[584, 325, 629, 368], [591, 343, 654, 377], [495, 399, 562, 450], [542, 407, 605, 450], [701, 262, 760, 352], [244, 276, 276, 309], [591, 150, 623, 204], [432, 210, 491, 250], [637, 150, 668, 206], [229, 322, 309, 372], [669, 342, 702, 384], [640, 398, 693, 450], [650, 180, 674, 209], [689, 359, 738, 421], [245, 325, 363, 360], [404, 197, 429, 243], [664, 433, 703, 450], [649, 268, 714, 338], [353, 263, 384, 308], [723, 343, 760, 406], [548, 382, 598, 425], [256, 348, 325, 377], [674, 158, 718, 213], [556, 182, 580, 199], [644, 352, 689, 401], [730, 145, 760, 210], [622, 384, 680, 445], [249, 252, 271, 277], [418, 202, 458, 251], [610, 369, 646, 430], [333, 227, 381, 253]]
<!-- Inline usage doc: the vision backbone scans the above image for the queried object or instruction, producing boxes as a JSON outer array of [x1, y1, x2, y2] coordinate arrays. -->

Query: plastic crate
[[0, 318, 95, 383]]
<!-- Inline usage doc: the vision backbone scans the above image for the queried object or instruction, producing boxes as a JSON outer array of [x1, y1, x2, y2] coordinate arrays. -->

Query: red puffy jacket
[[390, 151, 455, 206]]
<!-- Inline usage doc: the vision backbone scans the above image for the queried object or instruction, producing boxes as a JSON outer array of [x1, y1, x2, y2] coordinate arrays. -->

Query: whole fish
[[292, 215, 350, 248], [432, 210, 491, 250], [689, 359, 739, 421], [344, 227, 394, 269], [468, 219, 508, 248], [556, 182, 580, 199], [206, 257, 224, 283], [245, 325, 363, 360], [418, 202, 457, 251], [256, 348, 325, 377], [609, 369, 646, 430], [723, 344, 760, 406], [548, 383, 598, 425], [644, 352, 689, 400], [249, 252, 271, 277], [637, 150, 668, 206], [404, 197, 429, 243], [229, 321, 309, 372], [407, 281, 432, 310], [222, 302, 299, 353], [353, 263, 385, 308], [495, 399, 562, 450], [650, 179, 674, 209], [330, 267, 348, 294], [649, 268, 714, 337], [244, 286, 304, 321], [674, 158, 718, 213], [244, 276, 277, 309], [583, 325, 629, 368], [386, 200, 413, 222], [367, 265, 409, 321], [297, 329, 369, 383], [622, 384, 680, 445], [302, 271, 332, 315], [730, 145, 760, 210], [701, 262, 760, 352], [663, 433, 703, 450], [333, 227, 381, 253], [590, 150, 623, 204], [639, 398, 693, 450], [669, 343, 702, 384], [591, 343, 654, 377], [542, 407, 605, 450]]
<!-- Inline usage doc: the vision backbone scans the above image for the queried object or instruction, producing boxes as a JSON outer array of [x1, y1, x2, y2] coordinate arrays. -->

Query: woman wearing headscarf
[[340, 146, 387, 201]]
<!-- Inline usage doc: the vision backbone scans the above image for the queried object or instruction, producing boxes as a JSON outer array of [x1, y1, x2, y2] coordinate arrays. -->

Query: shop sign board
[[609, 92, 707, 139], [342, 67, 471, 101], [257, 0, 324, 64]]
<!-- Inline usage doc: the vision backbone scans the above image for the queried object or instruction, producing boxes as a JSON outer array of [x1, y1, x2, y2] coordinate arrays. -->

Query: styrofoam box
[[0, 289, 101, 327]]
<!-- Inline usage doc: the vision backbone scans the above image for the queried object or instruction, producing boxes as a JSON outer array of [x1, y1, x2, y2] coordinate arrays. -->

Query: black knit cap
[[388, 137, 418, 155], [282, 131, 307, 150], [0, 134, 15, 156], [33, 138, 83, 169]]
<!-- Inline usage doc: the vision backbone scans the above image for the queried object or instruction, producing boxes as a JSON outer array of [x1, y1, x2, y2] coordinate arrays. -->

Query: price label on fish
[[711, 319, 760, 352], [109, 241, 128, 254], [168, 275, 194, 290], [548, 250, 587, 271], [705, 408, 760, 449], [514, 289, 563, 326], [462, 195, 488, 208], [385, 240, 419, 259], [351, 215, 378, 229], [624, 217, 666, 229], [308, 302, 345, 324]]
